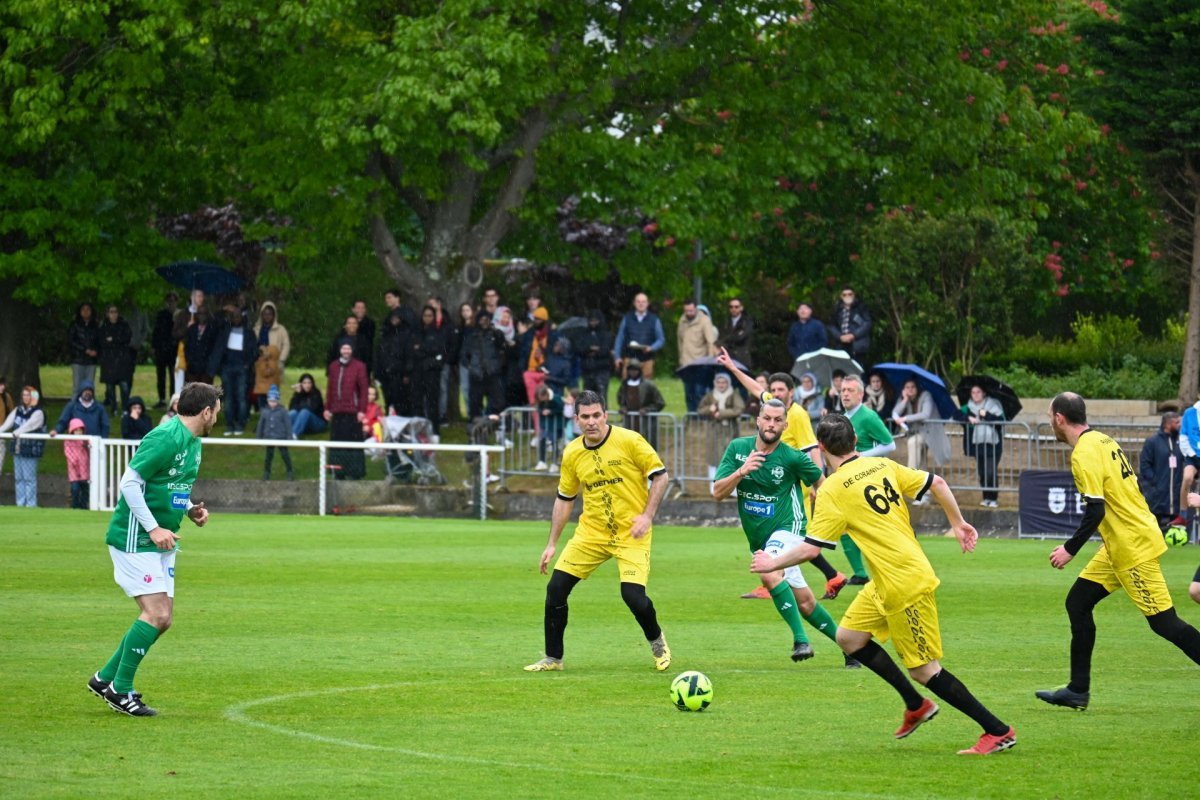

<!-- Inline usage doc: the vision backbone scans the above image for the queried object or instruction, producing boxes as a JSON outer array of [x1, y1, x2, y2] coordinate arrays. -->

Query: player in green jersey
[[713, 399, 849, 664], [87, 382, 221, 716]]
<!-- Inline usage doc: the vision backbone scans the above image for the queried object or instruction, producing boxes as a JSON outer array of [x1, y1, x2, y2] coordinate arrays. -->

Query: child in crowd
[[64, 417, 90, 509], [533, 384, 564, 473], [257, 385, 295, 481], [120, 396, 153, 441], [157, 392, 180, 427], [563, 387, 582, 445], [362, 384, 384, 443]]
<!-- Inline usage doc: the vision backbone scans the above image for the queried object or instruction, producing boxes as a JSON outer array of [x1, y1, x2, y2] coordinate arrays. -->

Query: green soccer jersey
[[105, 416, 203, 553], [716, 436, 823, 551], [848, 404, 894, 452]]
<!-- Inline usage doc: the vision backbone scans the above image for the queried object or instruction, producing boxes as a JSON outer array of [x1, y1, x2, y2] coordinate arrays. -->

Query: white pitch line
[[223, 681, 905, 799]]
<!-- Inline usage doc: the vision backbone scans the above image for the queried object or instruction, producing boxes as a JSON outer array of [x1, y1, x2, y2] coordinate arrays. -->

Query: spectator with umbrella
[[150, 293, 179, 409], [960, 381, 1007, 508], [795, 371, 824, 422], [891, 379, 952, 496]]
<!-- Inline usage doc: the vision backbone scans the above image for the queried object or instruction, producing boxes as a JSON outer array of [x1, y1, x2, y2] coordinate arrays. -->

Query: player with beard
[[87, 382, 222, 716], [712, 399, 850, 665]]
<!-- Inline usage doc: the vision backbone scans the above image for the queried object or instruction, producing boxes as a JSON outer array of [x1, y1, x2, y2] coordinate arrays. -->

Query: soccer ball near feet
[[670, 670, 713, 712]]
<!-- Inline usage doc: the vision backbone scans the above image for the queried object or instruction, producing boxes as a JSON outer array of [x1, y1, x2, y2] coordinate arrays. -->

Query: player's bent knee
[[793, 586, 816, 615], [619, 581, 649, 612], [1146, 607, 1188, 640], [1189, 582, 1200, 605], [545, 570, 578, 607]]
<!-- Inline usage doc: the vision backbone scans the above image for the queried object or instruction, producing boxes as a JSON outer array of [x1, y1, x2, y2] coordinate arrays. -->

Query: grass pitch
[[1, 509, 1198, 799]]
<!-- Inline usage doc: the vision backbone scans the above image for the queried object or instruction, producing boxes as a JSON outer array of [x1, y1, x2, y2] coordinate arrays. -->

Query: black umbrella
[[955, 375, 1022, 421], [156, 260, 245, 295]]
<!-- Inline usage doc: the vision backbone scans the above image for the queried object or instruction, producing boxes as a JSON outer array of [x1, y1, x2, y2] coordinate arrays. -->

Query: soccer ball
[[1165, 526, 1188, 547], [670, 670, 713, 712]]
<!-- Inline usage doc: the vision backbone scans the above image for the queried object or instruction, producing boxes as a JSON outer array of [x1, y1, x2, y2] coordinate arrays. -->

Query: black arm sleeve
[[1063, 499, 1105, 556]]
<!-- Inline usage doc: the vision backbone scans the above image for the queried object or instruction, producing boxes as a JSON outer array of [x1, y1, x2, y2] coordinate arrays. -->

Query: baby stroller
[[381, 416, 445, 485]]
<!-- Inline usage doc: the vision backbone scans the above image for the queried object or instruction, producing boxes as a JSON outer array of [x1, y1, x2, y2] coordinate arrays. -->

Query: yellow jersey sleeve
[[630, 427, 667, 479], [805, 490, 847, 548], [557, 441, 582, 500], [895, 464, 935, 500], [1070, 437, 1107, 502], [784, 403, 818, 452]]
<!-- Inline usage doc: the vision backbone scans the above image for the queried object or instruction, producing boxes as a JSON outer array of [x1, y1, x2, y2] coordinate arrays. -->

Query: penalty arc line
[[223, 681, 901, 800]]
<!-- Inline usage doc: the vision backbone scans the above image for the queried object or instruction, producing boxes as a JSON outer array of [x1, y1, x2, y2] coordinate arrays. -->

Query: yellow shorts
[[555, 536, 651, 585], [841, 583, 943, 669], [1078, 546, 1174, 616]]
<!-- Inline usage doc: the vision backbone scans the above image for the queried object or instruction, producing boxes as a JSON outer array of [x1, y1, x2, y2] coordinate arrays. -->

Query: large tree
[[0, 1, 218, 388], [1077, 0, 1200, 403]]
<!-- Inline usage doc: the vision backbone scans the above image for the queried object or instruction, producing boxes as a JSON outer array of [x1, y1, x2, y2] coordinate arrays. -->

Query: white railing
[[1, 432, 504, 520]]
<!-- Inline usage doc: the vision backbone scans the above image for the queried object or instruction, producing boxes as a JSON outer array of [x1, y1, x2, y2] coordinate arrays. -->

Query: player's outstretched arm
[[631, 471, 670, 539], [928, 475, 977, 553], [540, 497, 574, 574], [715, 347, 760, 397]]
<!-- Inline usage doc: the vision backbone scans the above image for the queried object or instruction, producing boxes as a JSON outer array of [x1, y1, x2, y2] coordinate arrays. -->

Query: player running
[[525, 389, 672, 672], [87, 382, 221, 716], [712, 398, 853, 666], [1037, 392, 1200, 710], [716, 348, 851, 600], [751, 413, 1016, 755]]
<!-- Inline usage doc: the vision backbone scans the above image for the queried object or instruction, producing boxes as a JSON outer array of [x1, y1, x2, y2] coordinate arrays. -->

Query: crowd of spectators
[[17, 281, 1186, 521]]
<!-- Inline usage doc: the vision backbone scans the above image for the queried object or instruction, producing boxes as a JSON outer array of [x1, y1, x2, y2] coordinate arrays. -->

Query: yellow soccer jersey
[[756, 391, 818, 454], [557, 424, 667, 545], [805, 456, 937, 614], [1071, 428, 1167, 569]]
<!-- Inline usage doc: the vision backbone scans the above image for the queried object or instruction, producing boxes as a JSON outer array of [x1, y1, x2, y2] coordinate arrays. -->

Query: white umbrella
[[790, 348, 863, 388]]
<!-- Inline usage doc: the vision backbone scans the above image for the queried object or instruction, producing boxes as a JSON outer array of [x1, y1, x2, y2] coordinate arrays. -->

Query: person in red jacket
[[325, 341, 369, 479]]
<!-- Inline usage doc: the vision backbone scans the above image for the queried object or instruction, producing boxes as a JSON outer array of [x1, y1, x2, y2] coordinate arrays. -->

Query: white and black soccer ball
[[670, 670, 713, 712]]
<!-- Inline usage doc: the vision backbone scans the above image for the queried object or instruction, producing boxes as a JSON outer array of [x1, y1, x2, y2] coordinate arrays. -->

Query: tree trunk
[[1178, 166, 1200, 406], [0, 281, 42, 392]]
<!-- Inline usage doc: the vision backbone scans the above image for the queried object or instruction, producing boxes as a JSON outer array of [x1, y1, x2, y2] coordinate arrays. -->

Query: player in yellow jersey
[[525, 390, 672, 672], [717, 347, 851, 600], [750, 414, 1016, 755], [1037, 393, 1200, 710]]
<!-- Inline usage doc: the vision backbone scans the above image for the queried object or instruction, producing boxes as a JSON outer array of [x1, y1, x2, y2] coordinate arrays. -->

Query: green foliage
[[856, 209, 1036, 374], [988, 312, 1184, 376], [990, 355, 1180, 401]]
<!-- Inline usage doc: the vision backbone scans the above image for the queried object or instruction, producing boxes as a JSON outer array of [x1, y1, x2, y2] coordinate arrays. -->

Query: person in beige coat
[[677, 300, 719, 413], [253, 302, 291, 408]]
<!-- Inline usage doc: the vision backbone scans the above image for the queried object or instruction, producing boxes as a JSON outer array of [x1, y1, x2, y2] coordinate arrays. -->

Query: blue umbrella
[[156, 260, 245, 295], [871, 362, 960, 420]]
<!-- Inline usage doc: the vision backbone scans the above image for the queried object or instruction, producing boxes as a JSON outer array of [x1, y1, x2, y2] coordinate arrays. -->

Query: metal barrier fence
[[498, 406, 686, 493], [1, 432, 503, 520], [12, 417, 1163, 519], [495, 414, 1170, 506]]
